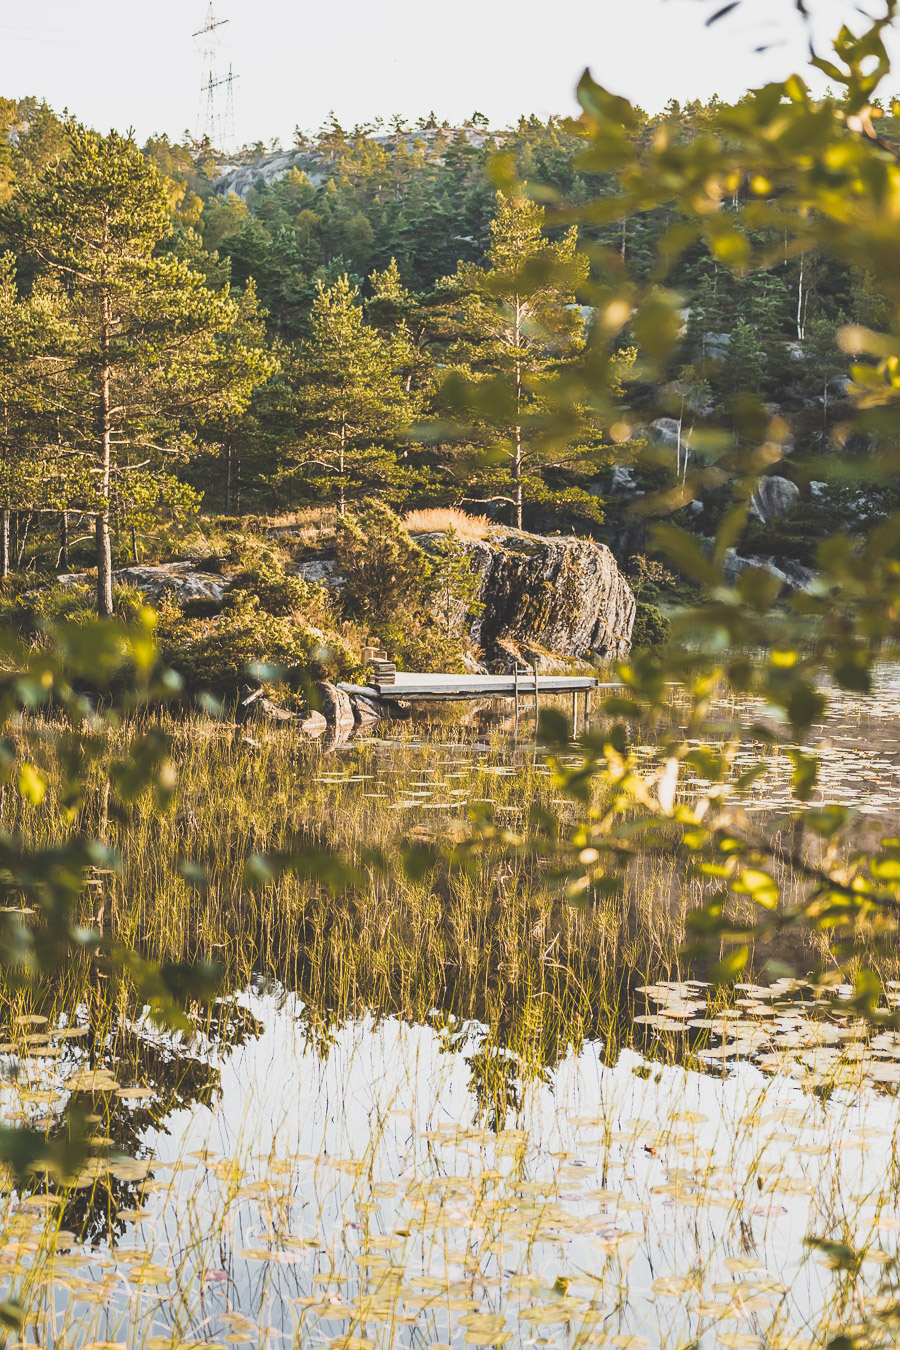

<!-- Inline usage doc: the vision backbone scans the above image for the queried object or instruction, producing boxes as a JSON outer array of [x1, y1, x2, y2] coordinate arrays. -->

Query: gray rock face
[[350, 694, 382, 725], [297, 526, 635, 666], [57, 562, 227, 604], [648, 418, 682, 450], [723, 550, 817, 594], [296, 558, 344, 587], [455, 529, 635, 668], [610, 464, 638, 494], [749, 476, 800, 523], [315, 682, 355, 743]]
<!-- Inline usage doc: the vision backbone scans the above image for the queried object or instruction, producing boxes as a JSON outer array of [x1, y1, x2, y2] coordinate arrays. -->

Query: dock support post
[[532, 659, 540, 734], [571, 689, 578, 735], [586, 689, 592, 720], [514, 666, 520, 736]]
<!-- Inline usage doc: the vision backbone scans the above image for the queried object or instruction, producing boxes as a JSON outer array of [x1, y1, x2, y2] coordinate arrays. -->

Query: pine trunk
[[96, 289, 114, 618], [339, 423, 346, 518], [514, 302, 523, 530], [0, 509, 9, 581]]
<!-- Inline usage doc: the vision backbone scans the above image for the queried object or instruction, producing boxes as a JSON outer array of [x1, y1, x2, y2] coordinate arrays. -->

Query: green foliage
[[159, 592, 358, 696], [227, 563, 315, 617], [630, 600, 671, 650], [271, 276, 416, 514], [335, 500, 427, 620], [334, 502, 472, 671]]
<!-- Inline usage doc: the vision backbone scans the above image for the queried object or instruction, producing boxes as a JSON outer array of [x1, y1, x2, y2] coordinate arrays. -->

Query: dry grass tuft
[[403, 507, 495, 540]]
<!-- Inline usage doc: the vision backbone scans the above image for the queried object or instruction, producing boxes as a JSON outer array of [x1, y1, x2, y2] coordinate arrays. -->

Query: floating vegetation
[[0, 999, 897, 1348], [2, 671, 900, 1346]]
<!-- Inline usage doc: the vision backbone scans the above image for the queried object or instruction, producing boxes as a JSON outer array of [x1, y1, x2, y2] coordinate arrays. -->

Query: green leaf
[[538, 707, 570, 747], [650, 524, 719, 586], [803, 805, 848, 838], [709, 945, 750, 984], [17, 764, 46, 806]]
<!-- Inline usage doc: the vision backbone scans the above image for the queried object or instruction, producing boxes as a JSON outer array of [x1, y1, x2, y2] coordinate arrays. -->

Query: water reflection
[[1, 995, 898, 1348]]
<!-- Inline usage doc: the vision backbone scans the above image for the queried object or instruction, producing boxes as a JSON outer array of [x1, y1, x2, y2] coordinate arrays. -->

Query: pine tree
[[440, 192, 589, 528], [4, 124, 274, 615], [282, 275, 414, 514], [720, 318, 765, 402], [0, 255, 76, 576]]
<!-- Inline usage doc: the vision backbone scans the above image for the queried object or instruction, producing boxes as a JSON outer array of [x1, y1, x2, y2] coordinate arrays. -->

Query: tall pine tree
[[4, 124, 273, 615]]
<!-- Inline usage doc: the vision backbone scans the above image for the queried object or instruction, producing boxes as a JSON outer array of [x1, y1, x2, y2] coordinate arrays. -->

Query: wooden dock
[[338, 673, 601, 702], [337, 671, 616, 728]]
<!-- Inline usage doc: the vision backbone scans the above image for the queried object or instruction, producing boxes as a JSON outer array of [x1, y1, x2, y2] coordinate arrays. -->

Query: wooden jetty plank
[[337, 674, 621, 704]]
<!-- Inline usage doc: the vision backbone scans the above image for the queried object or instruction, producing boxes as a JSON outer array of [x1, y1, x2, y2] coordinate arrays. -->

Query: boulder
[[295, 525, 635, 669], [453, 528, 635, 668], [56, 561, 227, 605], [350, 694, 382, 726], [315, 681, 355, 742], [237, 687, 295, 724], [648, 418, 681, 450], [723, 550, 818, 594], [296, 558, 344, 587], [749, 476, 800, 523], [610, 464, 638, 494]]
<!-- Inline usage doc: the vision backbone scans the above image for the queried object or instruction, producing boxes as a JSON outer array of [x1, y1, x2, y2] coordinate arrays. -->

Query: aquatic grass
[[0, 677, 898, 1344], [0, 999, 897, 1347]]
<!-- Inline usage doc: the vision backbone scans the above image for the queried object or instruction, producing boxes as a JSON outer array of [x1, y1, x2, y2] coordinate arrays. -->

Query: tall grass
[[0, 709, 857, 1069]]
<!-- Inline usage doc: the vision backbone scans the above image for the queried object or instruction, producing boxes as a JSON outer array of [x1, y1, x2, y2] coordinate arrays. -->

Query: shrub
[[226, 563, 314, 617], [630, 601, 671, 650], [335, 502, 427, 620], [161, 593, 360, 697]]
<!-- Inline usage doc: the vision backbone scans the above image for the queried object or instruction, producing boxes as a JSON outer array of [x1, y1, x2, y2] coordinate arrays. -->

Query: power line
[[0, 24, 188, 54]]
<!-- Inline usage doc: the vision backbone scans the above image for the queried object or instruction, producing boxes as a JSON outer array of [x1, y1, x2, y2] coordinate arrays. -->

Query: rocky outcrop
[[56, 561, 227, 604], [315, 681, 355, 743], [448, 528, 635, 669], [298, 526, 635, 667], [749, 475, 800, 523], [723, 550, 817, 594]]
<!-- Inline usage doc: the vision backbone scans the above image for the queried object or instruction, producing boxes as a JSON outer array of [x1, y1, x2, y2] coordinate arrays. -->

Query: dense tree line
[[0, 92, 895, 610]]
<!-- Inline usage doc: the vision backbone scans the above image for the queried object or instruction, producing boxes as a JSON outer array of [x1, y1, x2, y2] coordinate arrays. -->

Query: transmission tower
[[222, 65, 238, 150], [193, 3, 229, 146]]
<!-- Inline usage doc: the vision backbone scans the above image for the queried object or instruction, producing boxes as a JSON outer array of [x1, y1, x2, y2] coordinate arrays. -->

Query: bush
[[630, 601, 671, 650], [335, 502, 427, 620], [370, 609, 468, 674], [160, 592, 360, 697], [226, 563, 314, 617]]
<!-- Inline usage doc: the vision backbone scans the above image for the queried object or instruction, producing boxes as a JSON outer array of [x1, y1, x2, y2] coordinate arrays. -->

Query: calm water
[[6, 991, 900, 1349], [4, 667, 900, 1347]]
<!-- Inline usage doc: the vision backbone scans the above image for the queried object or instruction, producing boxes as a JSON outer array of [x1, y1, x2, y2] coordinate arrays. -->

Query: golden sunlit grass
[[403, 508, 495, 540]]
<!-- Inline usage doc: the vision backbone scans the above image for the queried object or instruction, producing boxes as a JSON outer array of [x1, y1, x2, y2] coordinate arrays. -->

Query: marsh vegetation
[[0, 669, 897, 1348]]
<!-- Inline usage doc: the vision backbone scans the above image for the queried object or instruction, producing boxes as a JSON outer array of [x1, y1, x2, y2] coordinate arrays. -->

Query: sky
[[0, 0, 893, 149]]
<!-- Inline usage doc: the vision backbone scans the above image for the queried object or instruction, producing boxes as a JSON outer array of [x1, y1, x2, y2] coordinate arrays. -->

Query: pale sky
[[0, 1, 891, 148]]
